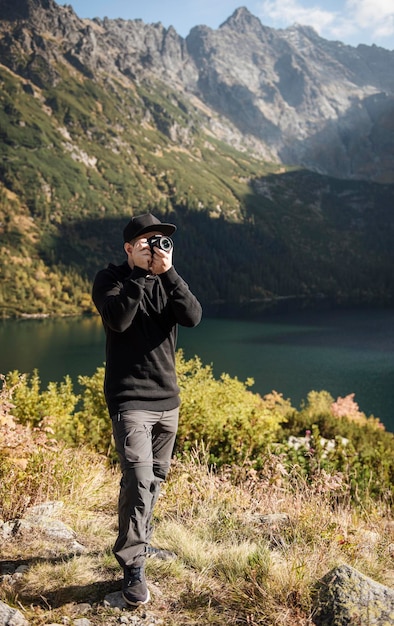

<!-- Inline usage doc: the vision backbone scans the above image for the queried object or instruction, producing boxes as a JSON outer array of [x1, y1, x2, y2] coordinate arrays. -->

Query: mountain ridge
[[0, 0, 393, 317], [1, 0, 394, 182]]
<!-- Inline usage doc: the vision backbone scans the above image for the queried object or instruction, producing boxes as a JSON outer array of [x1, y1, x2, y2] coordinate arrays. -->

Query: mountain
[[0, 0, 393, 317], [2, 0, 394, 182]]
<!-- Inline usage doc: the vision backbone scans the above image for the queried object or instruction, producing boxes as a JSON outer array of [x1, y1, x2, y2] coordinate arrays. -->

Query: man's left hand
[[150, 247, 173, 275]]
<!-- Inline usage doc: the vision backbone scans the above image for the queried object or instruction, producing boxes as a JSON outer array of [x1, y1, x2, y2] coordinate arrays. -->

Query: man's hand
[[131, 238, 152, 271], [150, 246, 173, 275]]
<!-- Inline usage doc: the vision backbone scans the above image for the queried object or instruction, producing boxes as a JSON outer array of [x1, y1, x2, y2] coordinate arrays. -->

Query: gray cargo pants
[[111, 408, 179, 569]]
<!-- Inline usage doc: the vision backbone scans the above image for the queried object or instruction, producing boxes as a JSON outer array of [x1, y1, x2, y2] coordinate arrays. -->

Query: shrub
[[176, 351, 292, 466], [277, 390, 394, 505], [5, 369, 79, 440], [75, 367, 112, 455]]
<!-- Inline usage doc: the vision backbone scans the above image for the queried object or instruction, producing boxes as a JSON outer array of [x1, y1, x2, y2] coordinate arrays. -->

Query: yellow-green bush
[[6, 369, 80, 442], [176, 351, 292, 466], [75, 367, 112, 455]]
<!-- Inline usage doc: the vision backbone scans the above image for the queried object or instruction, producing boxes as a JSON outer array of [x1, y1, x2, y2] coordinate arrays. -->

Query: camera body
[[147, 234, 173, 253]]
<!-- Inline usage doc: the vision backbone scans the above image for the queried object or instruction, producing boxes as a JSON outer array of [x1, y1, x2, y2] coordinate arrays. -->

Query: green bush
[[6, 369, 79, 432], [277, 390, 394, 505], [75, 367, 112, 455], [176, 351, 292, 466]]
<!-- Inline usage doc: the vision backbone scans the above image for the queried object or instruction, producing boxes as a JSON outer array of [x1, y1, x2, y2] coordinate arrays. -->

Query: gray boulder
[[0, 600, 29, 626], [312, 564, 394, 625]]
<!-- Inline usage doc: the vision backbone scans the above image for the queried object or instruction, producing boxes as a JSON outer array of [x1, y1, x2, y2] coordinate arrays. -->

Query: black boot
[[122, 565, 150, 606]]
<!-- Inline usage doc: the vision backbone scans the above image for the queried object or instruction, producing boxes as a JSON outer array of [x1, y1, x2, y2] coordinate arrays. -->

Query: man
[[92, 212, 202, 606]]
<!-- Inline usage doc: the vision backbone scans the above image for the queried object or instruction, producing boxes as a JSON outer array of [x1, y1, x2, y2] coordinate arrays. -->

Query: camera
[[147, 234, 173, 253]]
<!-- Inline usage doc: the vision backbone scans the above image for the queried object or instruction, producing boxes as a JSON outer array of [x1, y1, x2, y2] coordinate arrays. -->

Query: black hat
[[123, 213, 176, 242]]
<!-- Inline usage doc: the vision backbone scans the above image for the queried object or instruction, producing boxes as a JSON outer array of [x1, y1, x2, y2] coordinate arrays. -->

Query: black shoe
[[122, 565, 150, 606], [146, 545, 176, 561]]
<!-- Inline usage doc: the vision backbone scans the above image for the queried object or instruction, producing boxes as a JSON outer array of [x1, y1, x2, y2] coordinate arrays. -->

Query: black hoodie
[[92, 262, 202, 415]]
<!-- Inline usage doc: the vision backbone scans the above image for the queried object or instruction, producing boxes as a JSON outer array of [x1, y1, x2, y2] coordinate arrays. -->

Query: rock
[[21, 501, 75, 539], [312, 563, 394, 626], [12, 565, 29, 580], [67, 540, 88, 555], [0, 600, 29, 626], [258, 513, 290, 527], [103, 591, 128, 609], [1, 501, 87, 554], [24, 501, 64, 518], [69, 604, 91, 617], [0, 522, 15, 540], [17, 518, 76, 541]]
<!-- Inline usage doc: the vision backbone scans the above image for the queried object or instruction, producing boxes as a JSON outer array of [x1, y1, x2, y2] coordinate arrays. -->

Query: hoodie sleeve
[[92, 265, 149, 333], [159, 266, 202, 328]]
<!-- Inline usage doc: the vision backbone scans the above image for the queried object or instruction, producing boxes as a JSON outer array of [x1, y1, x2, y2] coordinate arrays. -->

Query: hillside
[[0, 0, 393, 317]]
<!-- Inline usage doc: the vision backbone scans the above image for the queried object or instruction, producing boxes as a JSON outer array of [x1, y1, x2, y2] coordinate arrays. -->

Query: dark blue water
[[0, 309, 393, 431]]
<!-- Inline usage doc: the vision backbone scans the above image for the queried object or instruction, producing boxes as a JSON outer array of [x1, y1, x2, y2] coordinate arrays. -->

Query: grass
[[1, 442, 393, 626]]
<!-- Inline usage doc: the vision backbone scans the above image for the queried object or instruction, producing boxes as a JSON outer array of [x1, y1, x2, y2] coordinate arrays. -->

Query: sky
[[66, 0, 394, 50]]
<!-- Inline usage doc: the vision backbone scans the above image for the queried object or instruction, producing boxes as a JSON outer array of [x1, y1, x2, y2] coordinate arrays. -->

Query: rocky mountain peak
[[220, 6, 266, 34]]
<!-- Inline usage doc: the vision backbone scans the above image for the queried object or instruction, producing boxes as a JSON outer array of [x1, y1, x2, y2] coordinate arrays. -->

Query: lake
[[0, 308, 393, 432]]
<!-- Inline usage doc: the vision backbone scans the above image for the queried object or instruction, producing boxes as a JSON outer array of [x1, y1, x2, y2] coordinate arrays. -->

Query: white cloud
[[347, 0, 393, 26], [258, 0, 394, 46], [346, 0, 394, 39], [259, 0, 337, 32]]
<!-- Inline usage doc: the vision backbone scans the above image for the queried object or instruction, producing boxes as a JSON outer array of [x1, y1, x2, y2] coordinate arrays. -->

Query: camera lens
[[159, 237, 173, 251], [147, 235, 173, 252]]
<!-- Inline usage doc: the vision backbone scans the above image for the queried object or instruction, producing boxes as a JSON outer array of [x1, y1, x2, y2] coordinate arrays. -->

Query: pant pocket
[[123, 424, 153, 465]]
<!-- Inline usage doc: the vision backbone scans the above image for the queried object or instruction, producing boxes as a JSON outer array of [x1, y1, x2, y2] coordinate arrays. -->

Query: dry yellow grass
[[1, 445, 392, 625]]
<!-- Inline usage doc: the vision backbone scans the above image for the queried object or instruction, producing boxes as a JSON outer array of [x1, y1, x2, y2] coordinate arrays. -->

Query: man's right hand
[[132, 238, 152, 271]]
